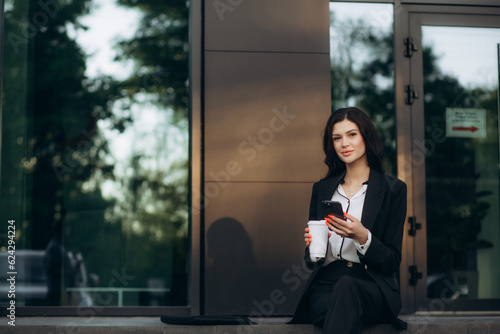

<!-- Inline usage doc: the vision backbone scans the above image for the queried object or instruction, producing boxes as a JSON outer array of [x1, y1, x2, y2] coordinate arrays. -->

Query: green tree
[[92, 0, 191, 305], [115, 0, 189, 121], [1, 0, 126, 305], [423, 50, 495, 277]]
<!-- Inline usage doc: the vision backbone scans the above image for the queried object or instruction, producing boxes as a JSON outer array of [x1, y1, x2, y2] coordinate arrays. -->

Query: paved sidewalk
[[1, 315, 500, 333]]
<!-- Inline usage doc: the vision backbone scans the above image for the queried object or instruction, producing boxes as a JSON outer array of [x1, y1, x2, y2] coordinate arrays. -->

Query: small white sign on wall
[[446, 108, 486, 139]]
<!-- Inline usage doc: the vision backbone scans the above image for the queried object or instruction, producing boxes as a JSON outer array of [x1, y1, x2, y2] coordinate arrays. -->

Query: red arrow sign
[[452, 126, 479, 133]]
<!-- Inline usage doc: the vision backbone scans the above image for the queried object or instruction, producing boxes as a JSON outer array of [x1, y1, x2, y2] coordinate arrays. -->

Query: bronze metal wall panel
[[204, 51, 329, 182], [204, 182, 314, 315], [205, 0, 329, 53], [202, 0, 331, 316]]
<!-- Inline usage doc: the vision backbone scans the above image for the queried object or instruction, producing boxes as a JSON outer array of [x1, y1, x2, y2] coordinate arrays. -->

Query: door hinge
[[409, 265, 423, 286], [408, 216, 422, 236], [404, 37, 418, 58], [405, 85, 419, 105]]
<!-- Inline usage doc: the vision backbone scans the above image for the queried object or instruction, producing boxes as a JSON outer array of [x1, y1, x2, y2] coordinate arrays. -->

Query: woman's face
[[332, 119, 367, 166]]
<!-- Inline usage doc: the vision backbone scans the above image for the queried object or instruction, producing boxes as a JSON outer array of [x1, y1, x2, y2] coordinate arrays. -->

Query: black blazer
[[290, 169, 407, 329]]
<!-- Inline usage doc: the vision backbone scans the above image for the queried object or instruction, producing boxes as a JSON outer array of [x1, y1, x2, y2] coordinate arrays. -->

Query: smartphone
[[321, 200, 346, 220]]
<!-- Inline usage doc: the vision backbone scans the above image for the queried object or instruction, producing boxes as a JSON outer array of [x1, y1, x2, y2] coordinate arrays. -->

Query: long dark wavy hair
[[323, 107, 384, 179]]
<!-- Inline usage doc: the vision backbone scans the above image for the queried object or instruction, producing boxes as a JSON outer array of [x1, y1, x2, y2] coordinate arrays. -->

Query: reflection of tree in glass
[[1, 0, 128, 305], [1, 0, 123, 247], [423, 48, 495, 285], [330, 13, 396, 175], [115, 0, 188, 121], [98, 0, 190, 305], [1, 0, 190, 306]]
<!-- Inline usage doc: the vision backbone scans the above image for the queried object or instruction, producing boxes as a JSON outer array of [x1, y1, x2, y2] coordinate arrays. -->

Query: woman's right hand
[[304, 227, 311, 246]]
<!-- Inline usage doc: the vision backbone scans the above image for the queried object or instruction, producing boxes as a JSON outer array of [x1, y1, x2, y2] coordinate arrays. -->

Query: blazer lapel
[[361, 169, 384, 230]]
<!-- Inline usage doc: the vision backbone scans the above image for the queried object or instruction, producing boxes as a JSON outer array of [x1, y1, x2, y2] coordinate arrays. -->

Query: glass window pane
[[0, 0, 189, 307], [422, 26, 500, 300], [329, 2, 396, 175]]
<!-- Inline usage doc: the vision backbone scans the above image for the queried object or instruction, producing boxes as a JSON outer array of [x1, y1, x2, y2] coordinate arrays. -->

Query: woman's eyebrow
[[332, 129, 359, 136]]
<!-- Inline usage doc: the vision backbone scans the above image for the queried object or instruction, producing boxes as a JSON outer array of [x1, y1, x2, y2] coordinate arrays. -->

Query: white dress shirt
[[323, 181, 372, 266]]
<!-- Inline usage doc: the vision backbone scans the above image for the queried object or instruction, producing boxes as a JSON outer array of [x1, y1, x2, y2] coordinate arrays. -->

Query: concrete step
[[1, 315, 500, 333]]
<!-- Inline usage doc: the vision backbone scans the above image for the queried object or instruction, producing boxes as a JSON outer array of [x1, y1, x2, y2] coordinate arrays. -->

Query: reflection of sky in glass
[[329, 2, 393, 106], [423, 26, 500, 88], [70, 0, 140, 79], [73, 0, 188, 201], [329, 2, 393, 66], [330, 3, 500, 89], [4, 0, 14, 12]]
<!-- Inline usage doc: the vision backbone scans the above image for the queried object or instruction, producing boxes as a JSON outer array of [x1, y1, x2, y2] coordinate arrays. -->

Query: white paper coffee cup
[[307, 220, 329, 262]]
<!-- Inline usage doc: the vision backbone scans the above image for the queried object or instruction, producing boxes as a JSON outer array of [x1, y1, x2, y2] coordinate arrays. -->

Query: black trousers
[[308, 260, 390, 334]]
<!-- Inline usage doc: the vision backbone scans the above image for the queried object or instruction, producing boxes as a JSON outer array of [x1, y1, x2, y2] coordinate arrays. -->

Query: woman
[[289, 107, 407, 333]]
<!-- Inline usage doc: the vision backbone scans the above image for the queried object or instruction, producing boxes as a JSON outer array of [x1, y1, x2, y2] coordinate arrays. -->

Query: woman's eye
[[349, 133, 357, 137], [333, 137, 341, 141]]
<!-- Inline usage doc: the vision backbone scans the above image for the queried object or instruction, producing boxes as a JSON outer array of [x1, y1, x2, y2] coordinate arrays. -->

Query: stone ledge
[[0, 315, 499, 334]]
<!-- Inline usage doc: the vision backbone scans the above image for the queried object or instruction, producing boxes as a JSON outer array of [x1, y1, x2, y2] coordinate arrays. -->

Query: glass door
[[408, 12, 500, 311]]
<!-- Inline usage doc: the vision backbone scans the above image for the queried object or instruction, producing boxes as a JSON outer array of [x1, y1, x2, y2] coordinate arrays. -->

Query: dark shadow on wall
[[205, 217, 264, 315]]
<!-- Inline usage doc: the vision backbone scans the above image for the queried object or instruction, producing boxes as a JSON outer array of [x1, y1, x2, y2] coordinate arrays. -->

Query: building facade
[[0, 0, 499, 317]]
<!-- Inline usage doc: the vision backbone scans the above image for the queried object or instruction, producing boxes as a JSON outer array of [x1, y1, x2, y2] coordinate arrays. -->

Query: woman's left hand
[[325, 212, 369, 244]]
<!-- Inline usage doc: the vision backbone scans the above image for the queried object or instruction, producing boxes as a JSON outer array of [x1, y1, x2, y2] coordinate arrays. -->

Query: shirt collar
[[337, 182, 368, 199]]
